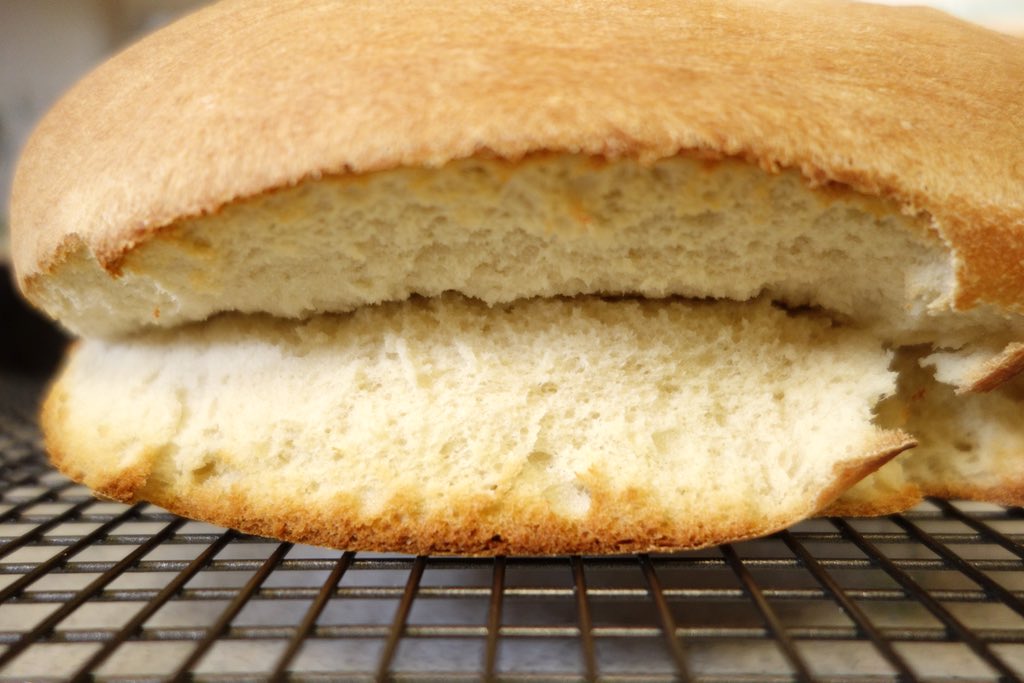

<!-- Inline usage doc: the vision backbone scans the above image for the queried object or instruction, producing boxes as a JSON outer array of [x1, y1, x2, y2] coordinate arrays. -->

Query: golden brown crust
[[819, 485, 924, 517], [920, 481, 1024, 509], [812, 432, 917, 513], [41, 383, 916, 555], [11, 0, 1024, 321], [962, 343, 1024, 394], [46, 456, 910, 555], [823, 479, 1024, 517]]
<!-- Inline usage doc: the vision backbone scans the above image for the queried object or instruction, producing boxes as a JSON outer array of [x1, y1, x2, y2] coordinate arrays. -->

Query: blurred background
[[0, 1, 208, 377], [0, 0, 1022, 376]]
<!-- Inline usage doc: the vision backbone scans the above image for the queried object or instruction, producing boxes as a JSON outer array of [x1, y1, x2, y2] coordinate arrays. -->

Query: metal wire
[[777, 530, 915, 681], [375, 555, 426, 682], [69, 529, 239, 682], [830, 518, 1022, 682], [269, 550, 355, 681], [722, 543, 814, 682], [1, 384, 1023, 682], [483, 555, 507, 682], [639, 553, 692, 681]]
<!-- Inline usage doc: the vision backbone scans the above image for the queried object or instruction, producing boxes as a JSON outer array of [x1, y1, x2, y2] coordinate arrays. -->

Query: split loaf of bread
[[11, 0, 1024, 552]]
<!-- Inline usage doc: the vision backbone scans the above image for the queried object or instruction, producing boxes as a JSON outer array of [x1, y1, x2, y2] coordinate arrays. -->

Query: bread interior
[[45, 295, 912, 553], [34, 155, 1022, 359]]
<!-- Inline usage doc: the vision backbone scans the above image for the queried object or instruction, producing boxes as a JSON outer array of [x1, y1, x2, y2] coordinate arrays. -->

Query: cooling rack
[[0, 375, 1023, 682]]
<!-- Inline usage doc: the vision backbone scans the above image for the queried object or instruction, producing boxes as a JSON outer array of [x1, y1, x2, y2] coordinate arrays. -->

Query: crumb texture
[[30, 157, 1021, 357], [45, 296, 906, 554]]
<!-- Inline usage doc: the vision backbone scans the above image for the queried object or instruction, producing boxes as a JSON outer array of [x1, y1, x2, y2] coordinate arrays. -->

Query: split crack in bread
[[826, 349, 1024, 516], [9, 0, 1024, 553]]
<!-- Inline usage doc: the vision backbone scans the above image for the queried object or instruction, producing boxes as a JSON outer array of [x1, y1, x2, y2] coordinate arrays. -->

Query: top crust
[[10, 0, 1024, 316]]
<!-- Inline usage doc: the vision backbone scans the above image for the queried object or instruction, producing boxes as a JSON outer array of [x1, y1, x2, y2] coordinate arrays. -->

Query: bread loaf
[[11, 0, 1024, 551]]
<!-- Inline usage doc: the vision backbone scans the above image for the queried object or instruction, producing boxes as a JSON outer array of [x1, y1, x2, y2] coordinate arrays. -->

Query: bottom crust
[[47, 438, 910, 555], [820, 484, 923, 517]]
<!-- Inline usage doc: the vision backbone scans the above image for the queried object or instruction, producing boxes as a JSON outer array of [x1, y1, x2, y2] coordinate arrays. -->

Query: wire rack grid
[[0, 379, 1023, 683]]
